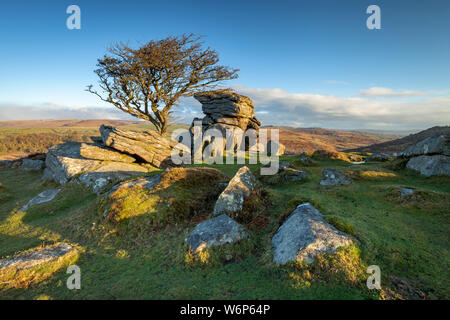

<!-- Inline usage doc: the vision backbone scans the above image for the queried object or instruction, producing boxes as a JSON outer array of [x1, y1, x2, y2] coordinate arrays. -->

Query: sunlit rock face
[[189, 90, 261, 152], [185, 214, 248, 253], [100, 125, 177, 168], [213, 166, 257, 217], [272, 202, 353, 265], [401, 134, 450, 177]]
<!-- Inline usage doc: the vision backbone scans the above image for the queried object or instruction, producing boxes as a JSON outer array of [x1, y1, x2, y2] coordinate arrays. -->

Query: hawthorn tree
[[87, 34, 239, 136]]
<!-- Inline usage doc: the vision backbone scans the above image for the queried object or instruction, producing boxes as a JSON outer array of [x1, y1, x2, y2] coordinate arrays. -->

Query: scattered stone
[[1, 160, 21, 169], [185, 214, 248, 253], [261, 162, 308, 183], [213, 166, 257, 216], [282, 167, 308, 181], [21, 159, 45, 171], [20, 189, 61, 211], [297, 154, 312, 165], [80, 143, 136, 163], [400, 188, 415, 197], [400, 134, 449, 158], [367, 153, 391, 162], [406, 155, 450, 177], [279, 162, 292, 170], [272, 202, 353, 264], [320, 168, 353, 186], [263, 161, 291, 170], [0, 243, 74, 270], [100, 125, 177, 168], [0, 160, 12, 168]]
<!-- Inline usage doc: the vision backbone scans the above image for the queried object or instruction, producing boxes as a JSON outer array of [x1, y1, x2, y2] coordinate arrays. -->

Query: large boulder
[[399, 134, 450, 177], [400, 134, 449, 158], [320, 168, 353, 186], [20, 189, 61, 211], [79, 143, 136, 163], [100, 125, 177, 168], [272, 202, 353, 264], [42, 142, 150, 191], [406, 155, 450, 177], [43, 142, 103, 184], [213, 166, 257, 216], [185, 214, 248, 253]]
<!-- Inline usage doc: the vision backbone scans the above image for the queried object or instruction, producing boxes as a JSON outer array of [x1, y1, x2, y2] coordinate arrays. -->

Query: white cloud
[[359, 87, 428, 97], [225, 85, 450, 130], [0, 103, 135, 121], [1, 87, 449, 131]]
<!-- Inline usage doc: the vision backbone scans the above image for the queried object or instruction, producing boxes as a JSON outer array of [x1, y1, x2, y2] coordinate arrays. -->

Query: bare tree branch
[[87, 34, 239, 135]]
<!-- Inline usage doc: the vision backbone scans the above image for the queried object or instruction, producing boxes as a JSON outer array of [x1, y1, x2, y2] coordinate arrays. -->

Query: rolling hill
[[270, 126, 402, 154], [346, 126, 450, 154], [0, 120, 406, 159]]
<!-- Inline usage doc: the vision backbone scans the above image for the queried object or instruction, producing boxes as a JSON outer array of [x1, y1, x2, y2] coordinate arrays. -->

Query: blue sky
[[0, 0, 449, 130]]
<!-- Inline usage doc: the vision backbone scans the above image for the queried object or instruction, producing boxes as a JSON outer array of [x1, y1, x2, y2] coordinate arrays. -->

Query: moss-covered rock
[[102, 167, 229, 227]]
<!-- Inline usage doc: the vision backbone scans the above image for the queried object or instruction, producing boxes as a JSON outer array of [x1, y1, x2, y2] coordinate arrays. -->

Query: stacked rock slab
[[43, 142, 104, 184], [189, 90, 261, 150], [400, 134, 450, 177], [42, 125, 179, 192], [100, 125, 177, 168], [42, 141, 148, 192]]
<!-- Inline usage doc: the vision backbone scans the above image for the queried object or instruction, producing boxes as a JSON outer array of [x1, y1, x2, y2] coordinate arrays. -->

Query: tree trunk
[[160, 122, 168, 136]]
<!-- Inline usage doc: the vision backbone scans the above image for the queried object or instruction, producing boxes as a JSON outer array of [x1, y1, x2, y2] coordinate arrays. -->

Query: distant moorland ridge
[[0, 119, 141, 128], [271, 126, 402, 154], [346, 126, 450, 154], [0, 120, 403, 159]]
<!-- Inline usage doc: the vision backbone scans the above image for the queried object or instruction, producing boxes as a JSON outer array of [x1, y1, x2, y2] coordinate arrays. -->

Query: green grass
[[0, 156, 449, 300]]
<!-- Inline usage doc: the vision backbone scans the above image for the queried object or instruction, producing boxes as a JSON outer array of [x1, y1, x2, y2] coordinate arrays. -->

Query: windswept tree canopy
[[87, 34, 239, 135]]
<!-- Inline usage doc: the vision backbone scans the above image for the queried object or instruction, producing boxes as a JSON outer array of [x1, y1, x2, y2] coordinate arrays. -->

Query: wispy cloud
[[226, 85, 450, 130], [1, 87, 449, 131], [359, 87, 428, 97], [325, 80, 350, 86], [0, 103, 135, 121]]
